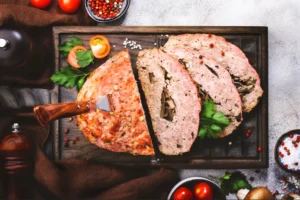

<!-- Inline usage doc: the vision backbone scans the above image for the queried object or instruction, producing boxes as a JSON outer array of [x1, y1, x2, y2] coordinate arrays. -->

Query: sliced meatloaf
[[76, 50, 154, 155], [163, 34, 263, 112], [136, 48, 201, 155], [163, 47, 243, 137]]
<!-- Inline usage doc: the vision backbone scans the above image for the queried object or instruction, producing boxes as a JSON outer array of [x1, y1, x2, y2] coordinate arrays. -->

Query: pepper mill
[[0, 123, 35, 200], [0, 28, 46, 68], [0, 28, 47, 86]]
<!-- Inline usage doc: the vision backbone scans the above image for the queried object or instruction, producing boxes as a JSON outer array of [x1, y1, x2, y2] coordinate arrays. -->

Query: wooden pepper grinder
[[0, 123, 35, 200]]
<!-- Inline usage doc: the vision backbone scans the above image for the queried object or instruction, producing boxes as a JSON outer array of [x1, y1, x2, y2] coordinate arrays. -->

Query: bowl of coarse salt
[[275, 129, 300, 175]]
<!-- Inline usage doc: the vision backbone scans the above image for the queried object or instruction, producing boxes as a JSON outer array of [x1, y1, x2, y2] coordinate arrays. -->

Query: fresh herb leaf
[[212, 111, 230, 126], [58, 36, 83, 57], [50, 66, 90, 89], [198, 100, 230, 139], [76, 50, 94, 68], [198, 127, 207, 139], [219, 172, 252, 195], [202, 100, 215, 118], [77, 75, 87, 91]]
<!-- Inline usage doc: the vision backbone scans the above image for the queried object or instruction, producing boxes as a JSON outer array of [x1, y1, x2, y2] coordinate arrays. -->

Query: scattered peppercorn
[[209, 43, 214, 48], [64, 142, 69, 147], [257, 147, 262, 152], [208, 34, 212, 38], [72, 140, 76, 145], [281, 141, 285, 146], [284, 164, 288, 168], [64, 138, 69, 143], [74, 137, 79, 141], [64, 129, 69, 135], [200, 60, 203, 64], [221, 51, 225, 56], [294, 143, 298, 148], [289, 134, 294, 138], [294, 162, 299, 166]]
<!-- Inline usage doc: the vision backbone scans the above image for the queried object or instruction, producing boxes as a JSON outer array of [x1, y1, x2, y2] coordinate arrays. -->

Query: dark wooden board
[[52, 26, 268, 169]]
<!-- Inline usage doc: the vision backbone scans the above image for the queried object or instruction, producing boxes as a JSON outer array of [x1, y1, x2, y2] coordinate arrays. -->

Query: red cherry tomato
[[194, 182, 213, 200], [67, 46, 87, 68], [58, 0, 81, 13], [30, 0, 52, 9], [173, 187, 193, 200]]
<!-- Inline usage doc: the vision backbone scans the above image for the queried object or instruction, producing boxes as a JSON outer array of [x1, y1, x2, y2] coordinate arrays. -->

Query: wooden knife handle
[[33, 101, 90, 127]]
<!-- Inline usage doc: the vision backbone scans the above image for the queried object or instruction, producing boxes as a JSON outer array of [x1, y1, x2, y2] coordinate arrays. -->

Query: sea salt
[[123, 38, 143, 50]]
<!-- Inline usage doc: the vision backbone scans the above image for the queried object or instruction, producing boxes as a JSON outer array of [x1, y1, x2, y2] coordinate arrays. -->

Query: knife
[[34, 95, 113, 127]]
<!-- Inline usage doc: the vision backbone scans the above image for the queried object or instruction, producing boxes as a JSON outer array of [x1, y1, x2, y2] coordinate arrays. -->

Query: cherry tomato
[[194, 182, 213, 200], [173, 187, 193, 200], [67, 46, 87, 68], [89, 35, 111, 59], [30, 0, 52, 9], [58, 0, 81, 13]]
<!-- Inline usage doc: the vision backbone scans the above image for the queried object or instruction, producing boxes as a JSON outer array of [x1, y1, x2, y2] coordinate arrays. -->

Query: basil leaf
[[76, 50, 94, 68], [219, 171, 252, 195], [222, 174, 232, 180]]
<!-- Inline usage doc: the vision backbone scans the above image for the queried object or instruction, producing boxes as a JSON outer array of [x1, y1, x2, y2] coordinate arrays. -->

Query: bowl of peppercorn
[[275, 129, 300, 175], [85, 0, 130, 23]]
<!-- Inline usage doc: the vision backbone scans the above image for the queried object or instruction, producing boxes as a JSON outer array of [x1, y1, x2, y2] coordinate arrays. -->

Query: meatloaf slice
[[163, 47, 243, 137], [164, 34, 263, 112], [76, 50, 154, 155], [136, 48, 201, 155]]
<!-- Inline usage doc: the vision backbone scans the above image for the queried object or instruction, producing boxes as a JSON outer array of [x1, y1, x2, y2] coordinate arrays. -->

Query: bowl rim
[[84, 0, 131, 23], [167, 177, 226, 200], [274, 129, 300, 175]]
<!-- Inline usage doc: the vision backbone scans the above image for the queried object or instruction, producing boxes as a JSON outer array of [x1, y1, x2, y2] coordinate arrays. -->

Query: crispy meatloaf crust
[[163, 47, 243, 137], [164, 34, 263, 112], [76, 50, 154, 155], [137, 49, 201, 155]]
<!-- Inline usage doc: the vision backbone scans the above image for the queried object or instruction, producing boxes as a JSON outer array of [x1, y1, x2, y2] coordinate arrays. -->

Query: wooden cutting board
[[52, 26, 268, 169]]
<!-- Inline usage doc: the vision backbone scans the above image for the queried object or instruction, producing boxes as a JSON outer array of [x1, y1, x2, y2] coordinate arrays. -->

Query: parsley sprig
[[198, 100, 230, 139], [219, 172, 252, 195], [76, 50, 94, 68], [50, 66, 91, 90], [58, 36, 83, 57]]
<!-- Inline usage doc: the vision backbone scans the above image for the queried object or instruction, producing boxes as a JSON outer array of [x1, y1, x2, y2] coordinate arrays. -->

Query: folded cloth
[[0, 113, 178, 200], [0, 0, 96, 88]]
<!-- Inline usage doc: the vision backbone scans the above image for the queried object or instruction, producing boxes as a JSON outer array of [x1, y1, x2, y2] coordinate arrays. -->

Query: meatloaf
[[136, 48, 201, 155], [76, 50, 154, 155], [163, 34, 263, 112], [163, 47, 243, 137]]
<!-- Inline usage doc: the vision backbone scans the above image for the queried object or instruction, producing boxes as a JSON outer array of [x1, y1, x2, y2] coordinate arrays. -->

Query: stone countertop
[[1, 0, 300, 199], [118, 0, 300, 198]]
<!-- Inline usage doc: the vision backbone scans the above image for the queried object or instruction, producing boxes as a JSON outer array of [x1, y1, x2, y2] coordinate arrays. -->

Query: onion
[[244, 187, 274, 200]]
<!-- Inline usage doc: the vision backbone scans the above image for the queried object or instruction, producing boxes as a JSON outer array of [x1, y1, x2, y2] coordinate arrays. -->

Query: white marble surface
[[119, 0, 300, 198], [1, 0, 300, 198]]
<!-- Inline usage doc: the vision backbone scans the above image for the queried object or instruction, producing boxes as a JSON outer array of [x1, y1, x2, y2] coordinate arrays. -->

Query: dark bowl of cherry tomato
[[168, 177, 226, 200], [85, 0, 130, 23]]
